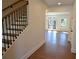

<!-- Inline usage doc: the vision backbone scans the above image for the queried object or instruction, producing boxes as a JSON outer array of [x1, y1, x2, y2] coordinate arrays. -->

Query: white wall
[[71, 2, 76, 53], [3, 0, 47, 59]]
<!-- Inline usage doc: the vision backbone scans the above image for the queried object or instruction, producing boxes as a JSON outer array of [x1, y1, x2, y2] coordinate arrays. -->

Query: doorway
[[47, 16, 56, 30], [45, 12, 70, 32]]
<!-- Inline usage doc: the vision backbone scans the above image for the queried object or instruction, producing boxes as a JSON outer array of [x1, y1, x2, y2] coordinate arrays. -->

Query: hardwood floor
[[28, 31, 76, 59]]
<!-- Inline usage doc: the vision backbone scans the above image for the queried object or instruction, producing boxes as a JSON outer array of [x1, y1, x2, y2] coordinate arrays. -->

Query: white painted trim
[[67, 31, 73, 43], [20, 41, 45, 59], [46, 12, 70, 15], [71, 48, 76, 53]]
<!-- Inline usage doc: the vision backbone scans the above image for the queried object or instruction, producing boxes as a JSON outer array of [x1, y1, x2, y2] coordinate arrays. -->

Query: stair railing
[[2, 0, 28, 55]]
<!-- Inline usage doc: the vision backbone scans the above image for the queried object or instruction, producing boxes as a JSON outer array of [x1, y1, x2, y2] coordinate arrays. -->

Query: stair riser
[[10, 25, 24, 29], [3, 35, 17, 39], [7, 30, 20, 33]]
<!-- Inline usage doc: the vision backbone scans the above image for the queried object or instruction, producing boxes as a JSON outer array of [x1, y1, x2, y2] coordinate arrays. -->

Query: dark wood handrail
[[2, 0, 27, 11], [3, 3, 27, 18]]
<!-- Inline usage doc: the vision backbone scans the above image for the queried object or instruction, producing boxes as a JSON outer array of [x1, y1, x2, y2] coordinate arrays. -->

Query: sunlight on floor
[[45, 30, 68, 46], [46, 30, 57, 45]]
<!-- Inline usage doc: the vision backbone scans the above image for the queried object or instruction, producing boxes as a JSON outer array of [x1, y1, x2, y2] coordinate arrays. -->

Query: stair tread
[[2, 39, 12, 44], [19, 16, 27, 19], [2, 33, 19, 36], [2, 47, 6, 51], [11, 24, 26, 26], [15, 20, 26, 22], [7, 28, 23, 31]]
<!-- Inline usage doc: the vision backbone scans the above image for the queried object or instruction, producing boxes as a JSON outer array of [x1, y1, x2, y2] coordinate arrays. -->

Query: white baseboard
[[20, 41, 45, 59], [71, 48, 76, 53]]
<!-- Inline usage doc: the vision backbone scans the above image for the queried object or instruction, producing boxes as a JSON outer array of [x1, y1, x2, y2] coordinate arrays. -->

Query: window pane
[[61, 18, 67, 27]]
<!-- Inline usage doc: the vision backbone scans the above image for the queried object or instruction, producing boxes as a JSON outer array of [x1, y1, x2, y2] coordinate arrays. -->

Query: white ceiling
[[43, 0, 74, 6]]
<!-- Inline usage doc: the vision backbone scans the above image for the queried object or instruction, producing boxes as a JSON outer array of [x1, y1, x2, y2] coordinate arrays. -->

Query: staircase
[[2, 0, 28, 55]]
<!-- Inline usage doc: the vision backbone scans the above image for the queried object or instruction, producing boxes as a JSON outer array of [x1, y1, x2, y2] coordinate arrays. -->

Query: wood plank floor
[[28, 31, 76, 59]]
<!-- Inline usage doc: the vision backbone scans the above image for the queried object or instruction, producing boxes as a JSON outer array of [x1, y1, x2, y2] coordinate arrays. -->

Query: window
[[61, 18, 67, 27]]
